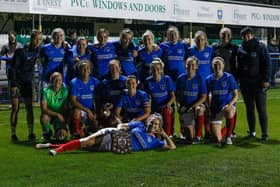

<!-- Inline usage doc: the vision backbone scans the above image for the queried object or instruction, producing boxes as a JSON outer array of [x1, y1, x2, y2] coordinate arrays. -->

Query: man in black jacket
[[237, 27, 270, 141]]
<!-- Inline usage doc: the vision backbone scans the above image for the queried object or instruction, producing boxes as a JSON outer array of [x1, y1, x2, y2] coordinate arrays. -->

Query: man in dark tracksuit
[[237, 27, 270, 141]]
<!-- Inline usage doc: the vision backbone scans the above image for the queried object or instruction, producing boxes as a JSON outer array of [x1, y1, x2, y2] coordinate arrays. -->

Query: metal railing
[[269, 53, 280, 84], [0, 59, 41, 104]]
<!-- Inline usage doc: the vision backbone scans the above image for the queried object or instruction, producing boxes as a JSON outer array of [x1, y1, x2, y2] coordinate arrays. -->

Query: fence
[[269, 53, 280, 84], [0, 59, 41, 104]]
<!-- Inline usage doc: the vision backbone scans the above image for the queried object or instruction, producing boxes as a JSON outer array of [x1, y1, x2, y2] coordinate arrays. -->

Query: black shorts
[[10, 82, 33, 98]]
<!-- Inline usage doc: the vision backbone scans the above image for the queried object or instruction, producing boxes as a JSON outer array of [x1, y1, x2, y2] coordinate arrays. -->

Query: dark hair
[[28, 29, 42, 51], [126, 75, 137, 85], [8, 31, 16, 37], [240, 27, 254, 36]]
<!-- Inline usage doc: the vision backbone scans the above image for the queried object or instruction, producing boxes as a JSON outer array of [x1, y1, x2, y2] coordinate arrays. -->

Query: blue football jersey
[[145, 75, 175, 112], [41, 43, 66, 82], [101, 75, 127, 107], [117, 90, 150, 120], [90, 42, 116, 79], [176, 73, 207, 108], [160, 41, 188, 82], [70, 76, 100, 110], [128, 121, 165, 151], [187, 45, 214, 78], [114, 41, 137, 76], [206, 72, 238, 113], [137, 47, 163, 82], [64, 46, 92, 85]]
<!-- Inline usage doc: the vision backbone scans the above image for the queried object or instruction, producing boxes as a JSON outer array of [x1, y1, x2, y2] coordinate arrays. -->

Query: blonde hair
[[219, 27, 232, 39], [194, 30, 208, 46], [51, 28, 65, 40], [146, 113, 164, 132], [142, 30, 154, 42]]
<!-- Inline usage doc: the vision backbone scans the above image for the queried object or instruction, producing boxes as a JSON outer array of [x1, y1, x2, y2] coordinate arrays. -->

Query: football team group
[[0, 25, 270, 155]]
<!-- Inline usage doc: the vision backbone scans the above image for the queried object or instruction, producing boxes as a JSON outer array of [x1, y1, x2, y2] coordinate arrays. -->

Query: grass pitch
[[0, 89, 280, 186]]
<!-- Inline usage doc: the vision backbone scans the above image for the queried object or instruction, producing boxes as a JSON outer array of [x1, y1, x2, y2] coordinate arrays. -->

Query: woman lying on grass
[[35, 113, 176, 155]]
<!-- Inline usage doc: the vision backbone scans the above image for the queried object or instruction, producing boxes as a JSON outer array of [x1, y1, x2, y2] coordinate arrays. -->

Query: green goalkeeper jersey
[[42, 86, 69, 114]]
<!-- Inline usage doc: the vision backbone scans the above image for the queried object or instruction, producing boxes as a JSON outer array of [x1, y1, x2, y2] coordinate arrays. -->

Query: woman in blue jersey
[[144, 58, 175, 136], [69, 60, 100, 139], [137, 30, 162, 87], [41, 28, 69, 85], [100, 59, 127, 127], [160, 26, 189, 82], [176, 56, 207, 143], [35, 113, 176, 156], [9, 30, 42, 142], [115, 75, 151, 122], [187, 31, 214, 140], [64, 36, 93, 85], [114, 28, 138, 76], [91, 28, 116, 80], [188, 30, 214, 78], [206, 57, 238, 146]]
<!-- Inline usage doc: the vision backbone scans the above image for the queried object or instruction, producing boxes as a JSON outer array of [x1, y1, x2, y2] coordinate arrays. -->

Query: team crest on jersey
[[204, 52, 210, 58], [222, 81, 227, 87], [58, 97, 63, 103], [192, 84, 198, 89], [123, 100, 128, 105], [177, 49, 183, 54], [118, 82, 124, 87], [160, 84, 166, 90], [60, 49, 65, 54], [147, 136, 152, 143], [90, 85, 95, 91], [105, 47, 110, 52]]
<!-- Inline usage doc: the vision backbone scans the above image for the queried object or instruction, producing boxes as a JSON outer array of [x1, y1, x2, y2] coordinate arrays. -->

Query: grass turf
[[0, 89, 280, 186]]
